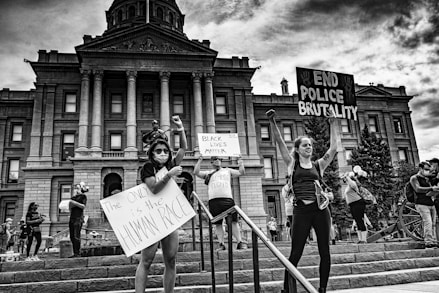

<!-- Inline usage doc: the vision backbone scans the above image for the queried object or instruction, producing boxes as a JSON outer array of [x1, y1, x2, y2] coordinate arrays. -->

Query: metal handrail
[[191, 191, 318, 293]]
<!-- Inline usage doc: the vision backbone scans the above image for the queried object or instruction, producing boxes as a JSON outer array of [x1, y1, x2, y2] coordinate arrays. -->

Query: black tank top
[[292, 162, 319, 202]]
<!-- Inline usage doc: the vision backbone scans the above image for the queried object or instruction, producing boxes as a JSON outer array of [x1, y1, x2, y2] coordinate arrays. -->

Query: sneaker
[[236, 242, 244, 250], [425, 243, 436, 248], [33, 255, 40, 261], [216, 243, 226, 251], [25, 257, 33, 261]]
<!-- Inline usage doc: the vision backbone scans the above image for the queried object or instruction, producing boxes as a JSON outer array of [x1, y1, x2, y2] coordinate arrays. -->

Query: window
[[142, 94, 153, 113], [8, 159, 19, 182], [60, 184, 72, 213], [169, 12, 174, 25], [283, 126, 292, 141], [261, 125, 270, 141], [128, 6, 136, 18], [215, 95, 227, 114], [173, 95, 184, 114], [157, 7, 164, 20], [173, 133, 180, 150], [393, 117, 403, 134], [65, 93, 77, 113], [345, 149, 353, 165], [11, 124, 23, 142], [263, 157, 273, 179], [4, 202, 16, 223], [110, 134, 122, 151], [62, 133, 75, 161], [117, 10, 123, 23], [111, 94, 122, 113], [398, 149, 407, 161], [368, 116, 379, 133], [340, 119, 351, 133]]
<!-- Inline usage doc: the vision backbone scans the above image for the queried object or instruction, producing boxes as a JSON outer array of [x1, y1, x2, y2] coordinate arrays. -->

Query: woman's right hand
[[265, 109, 276, 120]]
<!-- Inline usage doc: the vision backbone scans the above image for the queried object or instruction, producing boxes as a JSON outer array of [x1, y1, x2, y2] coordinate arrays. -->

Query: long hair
[[27, 202, 36, 213]]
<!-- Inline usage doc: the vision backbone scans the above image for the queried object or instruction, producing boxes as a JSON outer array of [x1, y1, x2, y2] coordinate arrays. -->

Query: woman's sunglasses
[[154, 148, 169, 155]]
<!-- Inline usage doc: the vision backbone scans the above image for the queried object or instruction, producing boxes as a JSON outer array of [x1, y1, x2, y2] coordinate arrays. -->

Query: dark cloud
[[410, 94, 439, 130]]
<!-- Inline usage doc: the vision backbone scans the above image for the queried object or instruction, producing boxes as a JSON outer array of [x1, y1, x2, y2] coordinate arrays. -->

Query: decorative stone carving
[[102, 35, 182, 53]]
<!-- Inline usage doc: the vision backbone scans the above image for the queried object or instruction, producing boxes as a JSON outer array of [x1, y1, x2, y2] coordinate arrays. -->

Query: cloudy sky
[[1, 0, 438, 161]]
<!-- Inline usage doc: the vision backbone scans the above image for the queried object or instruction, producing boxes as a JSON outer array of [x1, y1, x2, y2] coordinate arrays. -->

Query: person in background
[[135, 115, 186, 293], [267, 217, 278, 241], [69, 182, 88, 258], [18, 219, 28, 254], [0, 218, 13, 253], [194, 155, 245, 251], [25, 203, 44, 261], [410, 161, 439, 248], [428, 158, 439, 242], [341, 171, 368, 244], [267, 108, 338, 293]]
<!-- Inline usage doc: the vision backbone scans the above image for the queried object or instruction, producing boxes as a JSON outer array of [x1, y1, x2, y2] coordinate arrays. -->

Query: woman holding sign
[[266, 108, 339, 293], [136, 116, 187, 293]]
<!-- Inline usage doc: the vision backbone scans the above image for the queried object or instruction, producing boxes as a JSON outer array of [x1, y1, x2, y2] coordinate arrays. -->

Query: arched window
[[157, 7, 164, 20], [169, 12, 174, 25], [128, 6, 136, 18], [140, 4, 145, 16], [117, 10, 123, 23]]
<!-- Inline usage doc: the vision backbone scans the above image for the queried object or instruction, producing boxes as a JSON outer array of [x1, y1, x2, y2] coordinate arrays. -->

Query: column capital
[[126, 70, 138, 79], [192, 71, 202, 81], [93, 70, 104, 80], [80, 69, 91, 77], [204, 71, 215, 79], [159, 71, 171, 81]]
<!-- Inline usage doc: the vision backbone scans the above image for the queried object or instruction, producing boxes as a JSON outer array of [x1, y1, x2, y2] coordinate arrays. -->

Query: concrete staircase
[[1, 241, 439, 293]]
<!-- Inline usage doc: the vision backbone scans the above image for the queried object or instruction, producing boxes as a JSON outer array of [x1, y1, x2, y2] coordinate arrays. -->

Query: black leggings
[[27, 231, 42, 257], [284, 203, 331, 291], [349, 199, 367, 231]]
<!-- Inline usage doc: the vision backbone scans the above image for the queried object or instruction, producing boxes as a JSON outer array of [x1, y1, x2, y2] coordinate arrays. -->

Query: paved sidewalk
[[331, 280, 439, 292]]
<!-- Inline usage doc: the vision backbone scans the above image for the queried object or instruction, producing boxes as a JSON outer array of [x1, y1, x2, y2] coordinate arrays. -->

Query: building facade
[[0, 0, 419, 235]]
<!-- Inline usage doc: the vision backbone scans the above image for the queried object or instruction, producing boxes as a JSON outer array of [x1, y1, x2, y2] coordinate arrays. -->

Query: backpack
[[404, 180, 415, 203]]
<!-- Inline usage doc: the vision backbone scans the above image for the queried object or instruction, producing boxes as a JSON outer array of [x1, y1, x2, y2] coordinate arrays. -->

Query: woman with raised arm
[[266, 109, 339, 293], [135, 116, 187, 293]]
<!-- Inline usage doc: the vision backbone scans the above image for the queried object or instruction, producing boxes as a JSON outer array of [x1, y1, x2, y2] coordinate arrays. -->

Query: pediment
[[356, 87, 392, 97], [75, 24, 217, 56]]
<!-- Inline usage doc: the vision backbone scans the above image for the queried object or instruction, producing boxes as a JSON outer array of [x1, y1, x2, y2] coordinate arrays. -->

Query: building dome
[[105, 0, 185, 35]]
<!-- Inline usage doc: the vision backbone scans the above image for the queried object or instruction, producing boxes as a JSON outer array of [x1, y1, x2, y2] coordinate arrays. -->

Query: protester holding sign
[[135, 115, 187, 293], [194, 155, 245, 250], [266, 108, 339, 293], [25, 202, 44, 261]]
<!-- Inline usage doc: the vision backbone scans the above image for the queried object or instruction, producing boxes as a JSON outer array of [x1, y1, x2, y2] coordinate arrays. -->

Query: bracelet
[[177, 127, 184, 131]]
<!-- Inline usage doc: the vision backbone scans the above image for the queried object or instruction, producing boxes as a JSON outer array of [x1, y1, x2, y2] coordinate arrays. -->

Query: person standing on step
[[0, 218, 13, 253], [69, 182, 88, 257], [268, 217, 278, 241], [341, 171, 369, 244], [427, 158, 439, 242], [135, 116, 187, 293], [25, 202, 44, 261], [194, 155, 245, 250], [410, 161, 439, 248], [267, 108, 338, 293]]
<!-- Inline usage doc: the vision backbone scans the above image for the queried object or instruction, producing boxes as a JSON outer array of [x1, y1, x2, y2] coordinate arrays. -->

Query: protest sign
[[198, 133, 241, 157], [296, 67, 358, 120], [100, 168, 196, 257]]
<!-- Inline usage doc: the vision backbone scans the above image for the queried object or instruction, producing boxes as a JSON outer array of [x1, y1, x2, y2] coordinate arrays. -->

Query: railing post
[[209, 220, 216, 293], [252, 231, 260, 293], [198, 202, 205, 271], [226, 214, 234, 293]]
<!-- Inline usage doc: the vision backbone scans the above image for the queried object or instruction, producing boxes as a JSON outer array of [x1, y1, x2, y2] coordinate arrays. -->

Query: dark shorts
[[208, 198, 238, 224]]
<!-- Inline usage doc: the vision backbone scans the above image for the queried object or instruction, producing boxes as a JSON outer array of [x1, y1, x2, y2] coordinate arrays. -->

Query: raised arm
[[317, 110, 339, 175], [230, 156, 245, 177], [172, 115, 187, 165], [194, 156, 207, 179], [410, 176, 434, 193], [266, 109, 293, 166]]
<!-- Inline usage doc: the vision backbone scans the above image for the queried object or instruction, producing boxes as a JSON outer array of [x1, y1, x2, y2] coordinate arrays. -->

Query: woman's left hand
[[326, 108, 336, 124], [171, 115, 183, 128]]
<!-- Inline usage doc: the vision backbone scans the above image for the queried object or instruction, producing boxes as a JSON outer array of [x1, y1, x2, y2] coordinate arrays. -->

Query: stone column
[[41, 84, 56, 165], [405, 111, 420, 165], [125, 70, 138, 157], [26, 86, 43, 166], [76, 69, 90, 153], [383, 111, 397, 161], [91, 70, 103, 154], [204, 71, 215, 133], [193, 72, 203, 143], [159, 71, 171, 139]]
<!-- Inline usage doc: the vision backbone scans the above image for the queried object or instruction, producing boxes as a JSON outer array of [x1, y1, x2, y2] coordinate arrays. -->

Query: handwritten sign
[[198, 133, 241, 157], [100, 168, 196, 257], [296, 67, 358, 120]]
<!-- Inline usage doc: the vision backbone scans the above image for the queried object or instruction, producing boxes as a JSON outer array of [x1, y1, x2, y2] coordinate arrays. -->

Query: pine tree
[[350, 126, 396, 228], [304, 117, 349, 229]]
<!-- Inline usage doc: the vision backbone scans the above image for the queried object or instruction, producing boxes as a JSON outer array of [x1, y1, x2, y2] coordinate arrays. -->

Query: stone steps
[[1, 242, 439, 292]]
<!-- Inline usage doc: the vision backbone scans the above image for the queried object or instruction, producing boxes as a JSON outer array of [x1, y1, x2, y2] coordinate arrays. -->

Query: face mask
[[154, 153, 169, 164]]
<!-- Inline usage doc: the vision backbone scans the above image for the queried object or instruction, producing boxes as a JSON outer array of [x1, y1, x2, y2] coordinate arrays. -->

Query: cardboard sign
[[100, 168, 196, 257], [296, 67, 358, 120], [198, 133, 241, 157]]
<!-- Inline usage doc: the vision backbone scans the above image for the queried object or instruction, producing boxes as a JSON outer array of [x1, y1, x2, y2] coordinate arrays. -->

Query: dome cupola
[[105, 0, 185, 35]]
